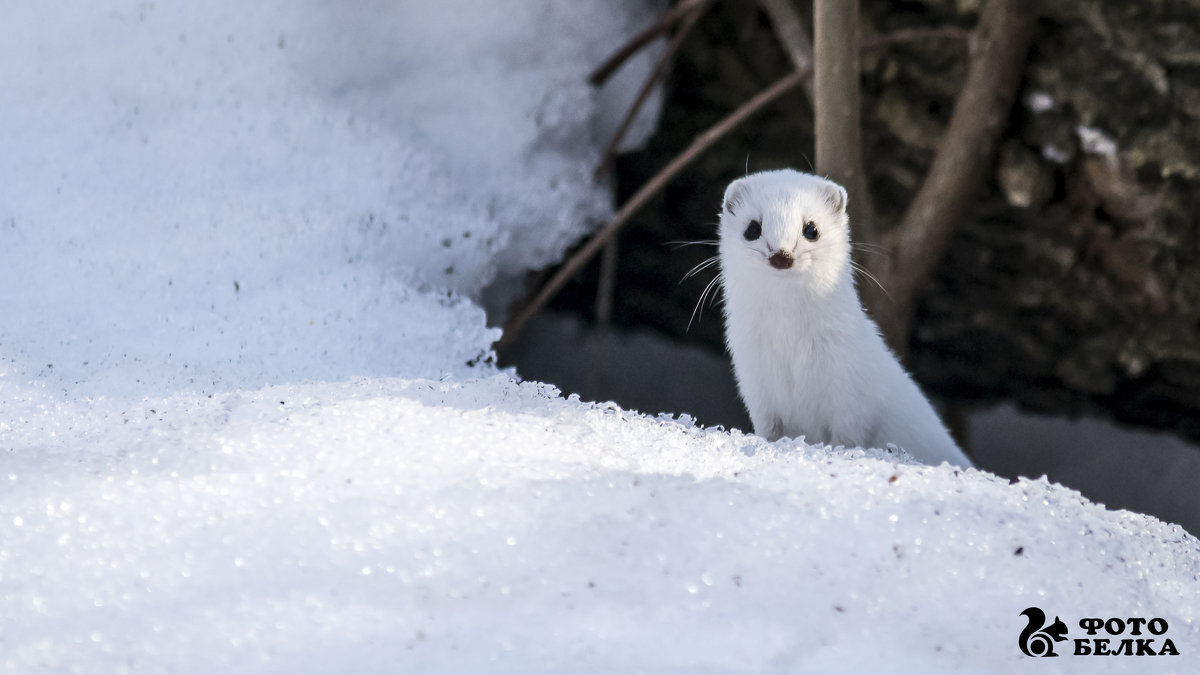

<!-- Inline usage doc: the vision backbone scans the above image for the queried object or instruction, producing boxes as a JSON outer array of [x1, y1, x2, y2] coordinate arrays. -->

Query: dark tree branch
[[862, 26, 970, 49], [595, 0, 709, 178], [587, 0, 706, 87], [874, 0, 1040, 354], [757, 0, 815, 101], [590, 1, 710, 326]]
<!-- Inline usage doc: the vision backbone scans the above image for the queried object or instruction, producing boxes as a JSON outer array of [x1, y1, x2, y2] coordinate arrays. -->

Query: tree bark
[[814, 0, 878, 247]]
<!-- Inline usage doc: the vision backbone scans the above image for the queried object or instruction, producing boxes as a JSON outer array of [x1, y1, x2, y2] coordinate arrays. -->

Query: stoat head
[[719, 169, 851, 295]]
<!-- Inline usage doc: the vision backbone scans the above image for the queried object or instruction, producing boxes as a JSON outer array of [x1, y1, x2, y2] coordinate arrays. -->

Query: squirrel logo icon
[[1019, 607, 1069, 657]]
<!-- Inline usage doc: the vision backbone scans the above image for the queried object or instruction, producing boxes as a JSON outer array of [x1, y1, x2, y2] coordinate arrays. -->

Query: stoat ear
[[722, 178, 747, 216], [823, 181, 849, 215]]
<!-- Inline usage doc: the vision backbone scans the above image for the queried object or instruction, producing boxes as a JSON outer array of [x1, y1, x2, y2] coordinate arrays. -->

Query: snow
[[1025, 91, 1056, 114], [7, 378, 1199, 672], [1077, 124, 1120, 159], [2, 1, 1198, 673], [1042, 143, 1071, 164]]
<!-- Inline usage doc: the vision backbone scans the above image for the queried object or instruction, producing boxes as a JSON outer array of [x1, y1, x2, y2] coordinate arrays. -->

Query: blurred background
[[496, 0, 1200, 535]]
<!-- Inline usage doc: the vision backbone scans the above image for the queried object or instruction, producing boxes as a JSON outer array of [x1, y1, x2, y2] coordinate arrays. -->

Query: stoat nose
[[768, 251, 794, 269]]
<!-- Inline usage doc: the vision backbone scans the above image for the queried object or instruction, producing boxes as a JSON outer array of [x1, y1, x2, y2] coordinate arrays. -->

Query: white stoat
[[717, 169, 971, 468]]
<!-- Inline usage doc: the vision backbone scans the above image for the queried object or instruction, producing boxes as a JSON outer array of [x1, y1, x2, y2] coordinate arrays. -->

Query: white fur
[[718, 169, 972, 467]]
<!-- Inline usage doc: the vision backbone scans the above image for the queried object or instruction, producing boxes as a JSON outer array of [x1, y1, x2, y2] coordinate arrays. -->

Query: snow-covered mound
[[2, 1, 1197, 673], [7, 376, 1199, 672], [1, 0, 660, 397]]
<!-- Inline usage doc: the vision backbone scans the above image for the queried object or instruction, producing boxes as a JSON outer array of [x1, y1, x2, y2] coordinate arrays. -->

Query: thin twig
[[862, 25, 970, 49], [594, 238, 619, 325], [757, 0, 815, 101], [595, 0, 709, 178], [590, 1, 711, 324], [588, 0, 706, 87]]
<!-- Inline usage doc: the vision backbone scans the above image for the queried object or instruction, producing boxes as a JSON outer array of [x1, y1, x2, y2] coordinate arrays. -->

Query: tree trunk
[[814, 0, 878, 248]]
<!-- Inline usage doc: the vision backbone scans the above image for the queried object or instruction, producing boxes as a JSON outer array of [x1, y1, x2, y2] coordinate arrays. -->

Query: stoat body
[[717, 169, 971, 468]]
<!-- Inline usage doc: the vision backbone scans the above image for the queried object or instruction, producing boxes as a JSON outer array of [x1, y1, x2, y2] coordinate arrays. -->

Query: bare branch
[[595, 0, 709, 178], [876, 0, 1040, 352], [862, 25, 970, 49], [588, 0, 706, 87], [499, 68, 810, 349], [757, 0, 815, 101]]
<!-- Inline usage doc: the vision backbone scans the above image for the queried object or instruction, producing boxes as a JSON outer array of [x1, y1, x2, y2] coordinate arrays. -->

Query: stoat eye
[[803, 220, 819, 242], [743, 220, 762, 241]]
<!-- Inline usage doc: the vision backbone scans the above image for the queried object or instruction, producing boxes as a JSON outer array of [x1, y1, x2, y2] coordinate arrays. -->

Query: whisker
[[688, 272, 724, 332], [851, 241, 890, 250], [701, 273, 724, 319], [850, 242, 892, 257], [850, 260, 890, 299], [666, 239, 719, 250], [681, 255, 720, 282], [707, 284, 725, 309]]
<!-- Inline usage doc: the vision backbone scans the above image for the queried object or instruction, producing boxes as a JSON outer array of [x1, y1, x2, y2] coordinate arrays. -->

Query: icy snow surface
[[2, 1, 1198, 673]]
